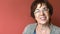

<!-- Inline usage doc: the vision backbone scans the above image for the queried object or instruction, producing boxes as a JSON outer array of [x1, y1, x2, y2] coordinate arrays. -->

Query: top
[[22, 23, 60, 34]]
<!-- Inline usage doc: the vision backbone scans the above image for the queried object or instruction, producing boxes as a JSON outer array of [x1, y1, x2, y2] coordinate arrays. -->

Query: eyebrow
[[35, 6, 48, 11], [43, 7, 48, 9]]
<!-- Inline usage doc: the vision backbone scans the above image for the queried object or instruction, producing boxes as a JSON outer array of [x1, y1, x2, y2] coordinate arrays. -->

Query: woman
[[23, 0, 60, 34]]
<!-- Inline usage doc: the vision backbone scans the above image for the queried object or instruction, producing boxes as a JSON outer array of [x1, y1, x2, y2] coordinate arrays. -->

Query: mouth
[[40, 16, 46, 21]]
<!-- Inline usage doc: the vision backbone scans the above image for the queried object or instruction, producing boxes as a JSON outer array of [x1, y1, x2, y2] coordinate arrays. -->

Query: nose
[[40, 11, 44, 16]]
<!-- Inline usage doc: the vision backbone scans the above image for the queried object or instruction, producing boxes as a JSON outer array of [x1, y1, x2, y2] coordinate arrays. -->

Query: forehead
[[36, 3, 47, 9]]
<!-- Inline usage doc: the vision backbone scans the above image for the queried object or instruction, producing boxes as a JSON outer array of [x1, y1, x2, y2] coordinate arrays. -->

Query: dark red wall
[[0, 0, 60, 34]]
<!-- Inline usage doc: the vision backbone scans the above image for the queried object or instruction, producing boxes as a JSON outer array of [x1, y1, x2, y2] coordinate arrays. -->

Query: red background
[[0, 0, 60, 34]]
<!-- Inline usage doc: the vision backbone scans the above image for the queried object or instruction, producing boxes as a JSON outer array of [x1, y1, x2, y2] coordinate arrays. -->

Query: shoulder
[[51, 24, 60, 34], [52, 24, 60, 31], [22, 23, 37, 34], [24, 23, 37, 30]]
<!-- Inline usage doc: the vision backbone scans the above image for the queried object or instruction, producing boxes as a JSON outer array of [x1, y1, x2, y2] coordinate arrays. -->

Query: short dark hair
[[31, 0, 53, 18]]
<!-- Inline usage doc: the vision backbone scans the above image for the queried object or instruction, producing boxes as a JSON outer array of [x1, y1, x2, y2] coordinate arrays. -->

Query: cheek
[[34, 13, 39, 18], [45, 12, 49, 16], [45, 12, 50, 19], [34, 13, 40, 21]]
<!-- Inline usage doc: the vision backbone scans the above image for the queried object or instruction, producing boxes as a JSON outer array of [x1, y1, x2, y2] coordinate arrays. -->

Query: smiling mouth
[[40, 16, 46, 21]]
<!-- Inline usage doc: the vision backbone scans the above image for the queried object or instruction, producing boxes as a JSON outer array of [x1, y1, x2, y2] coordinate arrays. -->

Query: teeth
[[41, 17, 45, 19], [40, 16, 46, 20]]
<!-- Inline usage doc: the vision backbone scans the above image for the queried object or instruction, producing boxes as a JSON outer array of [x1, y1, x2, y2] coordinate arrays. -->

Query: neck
[[37, 23, 50, 30], [36, 23, 51, 34]]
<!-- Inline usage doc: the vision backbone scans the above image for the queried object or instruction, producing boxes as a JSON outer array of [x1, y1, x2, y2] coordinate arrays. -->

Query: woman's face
[[34, 3, 50, 25]]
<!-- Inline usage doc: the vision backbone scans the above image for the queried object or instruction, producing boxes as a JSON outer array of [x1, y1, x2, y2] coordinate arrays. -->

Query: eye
[[34, 9, 40, 14], [43, 7, 48, 11]]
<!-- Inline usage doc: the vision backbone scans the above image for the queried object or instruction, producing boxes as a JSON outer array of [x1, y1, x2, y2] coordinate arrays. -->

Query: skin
[[34, 3, 50, 25], [34, 3, 51, 34]]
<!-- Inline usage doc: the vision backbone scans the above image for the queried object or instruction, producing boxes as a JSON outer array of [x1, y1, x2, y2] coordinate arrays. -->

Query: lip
[[40, 16, 46, 20]]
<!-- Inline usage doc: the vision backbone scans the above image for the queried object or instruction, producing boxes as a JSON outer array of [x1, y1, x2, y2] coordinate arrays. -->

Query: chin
[[39, 21, 47, 25]]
